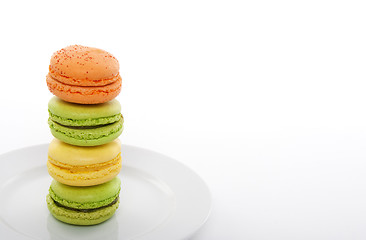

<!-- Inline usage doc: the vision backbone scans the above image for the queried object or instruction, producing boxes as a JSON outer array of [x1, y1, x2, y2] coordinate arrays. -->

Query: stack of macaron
[[45, 45, 123, 225]]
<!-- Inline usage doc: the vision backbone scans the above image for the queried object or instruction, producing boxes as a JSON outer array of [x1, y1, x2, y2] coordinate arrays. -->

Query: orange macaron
[[46, 45, 122, 104]]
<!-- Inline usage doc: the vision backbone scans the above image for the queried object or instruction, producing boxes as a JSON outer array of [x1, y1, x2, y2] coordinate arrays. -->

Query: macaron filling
[[46, 73, 122, 96], [52, 196, 119, 213], [48, 70, 121, 87], [51, 121, 119, 130], [49, 184, 120, 210], [48, 111, 122, 127], [48, 153, 121, 172], [48, 117, 124, 140]]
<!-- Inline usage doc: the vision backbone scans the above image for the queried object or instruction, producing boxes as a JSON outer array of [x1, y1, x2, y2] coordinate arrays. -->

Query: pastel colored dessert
[[48, 96, 123, 146], [46, 45, 122, 104], [47, 177, 121, 225], [47, 138, 122, 186]]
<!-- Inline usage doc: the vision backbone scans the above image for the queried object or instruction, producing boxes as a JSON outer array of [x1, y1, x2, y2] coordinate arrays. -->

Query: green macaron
[[48, 96, 124, 146], [47, 177, 121, 225]]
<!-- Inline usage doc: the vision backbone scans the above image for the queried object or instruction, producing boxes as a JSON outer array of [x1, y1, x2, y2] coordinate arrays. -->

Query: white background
[[1, 0, 366, 239]]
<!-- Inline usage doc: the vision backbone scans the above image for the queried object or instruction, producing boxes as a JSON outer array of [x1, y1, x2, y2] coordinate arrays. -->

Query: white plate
[[0, 144, 211, 240]]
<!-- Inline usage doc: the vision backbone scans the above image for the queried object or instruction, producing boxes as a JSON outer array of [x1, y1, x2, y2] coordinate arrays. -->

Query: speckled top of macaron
[[49, 45, 120, 86]]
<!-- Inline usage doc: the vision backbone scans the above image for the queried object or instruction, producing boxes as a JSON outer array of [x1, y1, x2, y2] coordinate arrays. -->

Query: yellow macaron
[[47, 138, 122, 186]]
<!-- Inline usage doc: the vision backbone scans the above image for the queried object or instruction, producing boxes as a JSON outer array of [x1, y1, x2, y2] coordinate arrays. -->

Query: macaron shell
[[49, 45, 120, 83], [47, 154, 122, 186], [48, 138, 121, 166], [48, 117, 124, 147], [46, 74, 122, 104], [48, 97, 121, 121], [50, 177, 121, 205], [47, 138, 122, 186], [47, 195, 119, 226]]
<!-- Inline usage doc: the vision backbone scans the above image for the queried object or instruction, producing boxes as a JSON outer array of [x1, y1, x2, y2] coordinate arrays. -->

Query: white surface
[[1, 0, 366, 239], [0, 144, 211, 240]]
